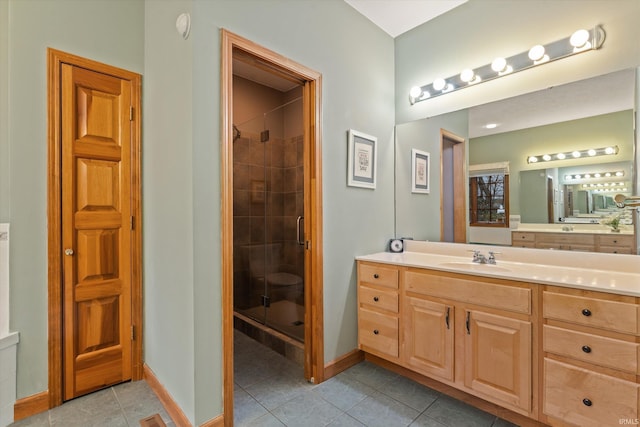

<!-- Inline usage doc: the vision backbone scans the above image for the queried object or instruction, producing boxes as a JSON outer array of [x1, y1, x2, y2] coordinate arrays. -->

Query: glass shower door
[[232, 97, 305, 342]]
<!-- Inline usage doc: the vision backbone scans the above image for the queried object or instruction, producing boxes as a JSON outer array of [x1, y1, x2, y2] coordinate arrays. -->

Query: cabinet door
[[403, 297, 454, 381], [464, 310, 531, 412]]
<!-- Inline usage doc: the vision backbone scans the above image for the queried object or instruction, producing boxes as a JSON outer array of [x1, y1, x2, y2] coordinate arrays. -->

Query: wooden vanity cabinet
[[541, 287, 640, 427], [512, 231, 636, 254], [402, 268, 534, 415], [357, 262, 400, 361]]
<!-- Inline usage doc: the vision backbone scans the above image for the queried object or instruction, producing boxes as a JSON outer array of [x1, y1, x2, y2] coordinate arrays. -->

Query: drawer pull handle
[[373, 329, 379, 335], [582, 398, 592, 407], [373, 274, 379, 279], [445, 307, 450, 330], [582, 345, 592, 353], [373, 296, 379, 302], [613, 240, 618, 243], [582, 309, 592, 317], [466, 311, 471, 335]]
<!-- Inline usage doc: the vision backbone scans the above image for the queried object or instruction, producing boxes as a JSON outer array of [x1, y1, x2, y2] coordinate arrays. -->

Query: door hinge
[[131, 325, 135, 341], [129, 106, 134, 121], [130, 216, 135, 230]]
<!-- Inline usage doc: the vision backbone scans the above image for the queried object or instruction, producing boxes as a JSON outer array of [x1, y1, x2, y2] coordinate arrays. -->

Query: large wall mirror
[[394, 68, 637, 249]]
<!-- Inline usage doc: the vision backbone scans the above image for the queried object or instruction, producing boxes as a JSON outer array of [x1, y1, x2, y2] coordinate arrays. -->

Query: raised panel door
[[464, 309, 531, 413], [403, 296, 454, 381], [62, 63, 132, 400]]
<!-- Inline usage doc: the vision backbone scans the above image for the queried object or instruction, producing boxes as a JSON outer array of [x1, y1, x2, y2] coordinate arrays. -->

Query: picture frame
[[411, 148, 430, 194], [347, 129, 377, 189]]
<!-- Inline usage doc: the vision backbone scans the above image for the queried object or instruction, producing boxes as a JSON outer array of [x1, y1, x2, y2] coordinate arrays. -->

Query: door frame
[[221, 29, 324, 426], [440, 129, 466, 243], [46, 48, 143, 408]]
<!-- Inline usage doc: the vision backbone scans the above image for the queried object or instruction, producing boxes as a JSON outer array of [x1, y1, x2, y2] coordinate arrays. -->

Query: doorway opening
[[440, 129, 466, 243], [221, 29, 323, 426]]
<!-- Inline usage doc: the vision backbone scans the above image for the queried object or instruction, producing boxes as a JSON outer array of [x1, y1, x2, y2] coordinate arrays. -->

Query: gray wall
[[2, 0, 144, 401]]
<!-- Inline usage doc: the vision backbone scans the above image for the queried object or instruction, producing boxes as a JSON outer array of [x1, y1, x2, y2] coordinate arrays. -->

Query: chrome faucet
[[471, 250, 500, 264], [471, 250, 487, 264]]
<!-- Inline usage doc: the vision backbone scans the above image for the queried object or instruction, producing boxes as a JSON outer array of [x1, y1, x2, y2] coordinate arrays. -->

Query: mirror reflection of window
[[469, 162, 510, 228]]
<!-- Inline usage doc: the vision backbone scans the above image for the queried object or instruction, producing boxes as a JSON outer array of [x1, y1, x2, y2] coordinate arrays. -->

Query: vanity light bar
[[565, 170, 624, 181], [409, 26, 605, 104], [582, 182, 626, 188], [527, 146, 618, 164]]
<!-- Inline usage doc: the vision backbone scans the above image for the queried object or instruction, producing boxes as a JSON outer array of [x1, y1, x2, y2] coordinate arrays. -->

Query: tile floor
[[234, 330, 519, 427], [8, 380, 173, 427], [9, 330, 520, 426]]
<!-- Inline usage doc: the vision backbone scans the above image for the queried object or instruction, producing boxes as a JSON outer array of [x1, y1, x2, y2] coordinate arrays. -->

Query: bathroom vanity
[[356, 241, 640, 427], [512, 223, 636, 254]]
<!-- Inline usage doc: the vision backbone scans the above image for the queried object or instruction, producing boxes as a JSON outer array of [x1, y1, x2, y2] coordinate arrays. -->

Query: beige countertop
[[356, 241, 640, 297], [514, 223, 634, 235]]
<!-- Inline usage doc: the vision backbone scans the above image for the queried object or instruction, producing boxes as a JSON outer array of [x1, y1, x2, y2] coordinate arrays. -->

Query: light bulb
[[542, 154, 551, 161], [556, 153, 566, 160], [587, 149, 597, 156], [528, 156, 538, 163], [605, 147, 615, 154], [615, 171, 624, 176], [491, 57, 507, 73], [433, 78, 446, 91], [410, 86, 422, 98], [572, 151, 581, 158], [460, 69, 475, 83], [528, 45, 546, 61], [570, 29, 590, 48]]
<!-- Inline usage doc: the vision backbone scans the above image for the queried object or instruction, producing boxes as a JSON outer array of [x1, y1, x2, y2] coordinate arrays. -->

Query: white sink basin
[[438, 261, 512, 273]]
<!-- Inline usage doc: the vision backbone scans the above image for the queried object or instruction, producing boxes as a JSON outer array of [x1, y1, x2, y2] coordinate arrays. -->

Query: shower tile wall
[[233, 132, 304, 310]]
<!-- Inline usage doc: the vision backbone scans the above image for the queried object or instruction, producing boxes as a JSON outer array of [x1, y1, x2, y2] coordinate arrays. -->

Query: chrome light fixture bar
[[566, 171, 624, 181], [409, 26, 605, 104], [527, 145, 617, 164]]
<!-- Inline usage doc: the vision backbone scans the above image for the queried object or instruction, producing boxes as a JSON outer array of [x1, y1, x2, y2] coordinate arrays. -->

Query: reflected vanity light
[[409, 26, 606, 104], [527, 145, 618, 164], [566, 171, 624, 181]]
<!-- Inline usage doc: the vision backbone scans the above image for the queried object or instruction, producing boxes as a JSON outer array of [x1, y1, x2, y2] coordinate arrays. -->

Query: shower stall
[[232, 97, 305, 343]]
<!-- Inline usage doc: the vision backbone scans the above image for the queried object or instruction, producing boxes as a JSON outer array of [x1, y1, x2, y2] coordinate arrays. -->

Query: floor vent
[[139, 414, 166, 427]]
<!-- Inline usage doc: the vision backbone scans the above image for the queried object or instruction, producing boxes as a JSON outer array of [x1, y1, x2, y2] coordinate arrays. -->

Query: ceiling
[[343, 0, 468, 38]]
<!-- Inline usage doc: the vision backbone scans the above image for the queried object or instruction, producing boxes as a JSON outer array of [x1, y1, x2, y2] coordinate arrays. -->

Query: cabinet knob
[[582, 398, 592, 407], [373, 329, 379, 335], [373, 274, 379, 279], [64, 248, 74, 256], [373, 296, 379, 302], [582, 308, 592, 317], [581, 345, 592, 353]]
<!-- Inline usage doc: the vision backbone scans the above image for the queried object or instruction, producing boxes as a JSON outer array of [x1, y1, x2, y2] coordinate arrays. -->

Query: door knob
[[64, 248, 74, 256]]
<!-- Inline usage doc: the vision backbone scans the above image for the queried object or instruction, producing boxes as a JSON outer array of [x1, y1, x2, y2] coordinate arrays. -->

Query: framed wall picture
[[347, 129, 377, 189], [411, 148, 430, 194]]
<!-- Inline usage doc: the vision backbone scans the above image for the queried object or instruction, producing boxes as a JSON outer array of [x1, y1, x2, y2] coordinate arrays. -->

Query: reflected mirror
[[395, 69, 636, 248]]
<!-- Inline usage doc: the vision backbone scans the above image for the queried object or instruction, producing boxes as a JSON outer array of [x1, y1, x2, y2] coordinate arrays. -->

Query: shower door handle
[[296, 216, 304, 245]]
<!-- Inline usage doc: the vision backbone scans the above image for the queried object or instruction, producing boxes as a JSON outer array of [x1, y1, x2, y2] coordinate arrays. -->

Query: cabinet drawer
[[543, 291, 639, 335], [405, 270, 530, 314], [358, 308, 398, 358], [512, 232, 535, 242], [544, 325, 639, 374], [536, 233, 594, 245], [598, 234, 634, 246], [359, 285, 398, 313], [544, 358, 640, 427], [359, 263, 399, 289], [599, 245, 634, 254]]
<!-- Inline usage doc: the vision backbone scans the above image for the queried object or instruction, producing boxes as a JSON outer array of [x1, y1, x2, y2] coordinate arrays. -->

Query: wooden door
[[61, 64, 132, 400], [464, 310, 531, 412], [403, 296, 454, 381]]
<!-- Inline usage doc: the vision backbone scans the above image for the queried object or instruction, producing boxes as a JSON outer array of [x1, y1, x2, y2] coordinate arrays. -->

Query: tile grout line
[[111, 385, 131, 426]]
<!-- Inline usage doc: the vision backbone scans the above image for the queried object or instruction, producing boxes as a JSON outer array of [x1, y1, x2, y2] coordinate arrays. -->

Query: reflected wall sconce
[[527, 145, 618, 164], [409, 26, 605, 104]]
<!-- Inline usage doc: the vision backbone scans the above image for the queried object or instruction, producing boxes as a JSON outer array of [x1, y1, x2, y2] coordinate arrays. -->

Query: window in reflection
[[470, 174, 509, 227]]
